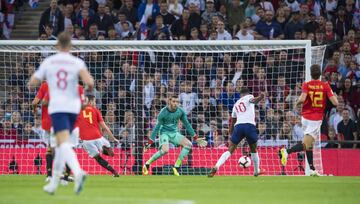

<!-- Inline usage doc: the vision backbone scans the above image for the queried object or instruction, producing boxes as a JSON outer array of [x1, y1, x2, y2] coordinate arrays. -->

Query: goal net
[[0, 40, 326, 176]]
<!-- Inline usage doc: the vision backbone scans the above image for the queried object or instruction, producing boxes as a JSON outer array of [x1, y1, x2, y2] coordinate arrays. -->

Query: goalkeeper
[[143, 95, 207, 176]]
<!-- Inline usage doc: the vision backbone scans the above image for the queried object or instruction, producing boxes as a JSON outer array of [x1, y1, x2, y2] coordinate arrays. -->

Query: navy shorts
[[50, 113, 78, 134], [230, 123, 258, 145]]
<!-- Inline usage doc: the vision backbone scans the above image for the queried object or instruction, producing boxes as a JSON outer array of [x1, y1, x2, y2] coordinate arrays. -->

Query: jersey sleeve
[[180, 108, 196, 137], [96, 108, 104, 123], [301, 82, 308, 94], [149, 109, 164, 141], [36, 83, 46, 99], [248, 95, 255, 104], [77, 59, 87, 71], [231, 105, 237, 118], [325, 83, 335, 98], [34, 61, 47, 80]]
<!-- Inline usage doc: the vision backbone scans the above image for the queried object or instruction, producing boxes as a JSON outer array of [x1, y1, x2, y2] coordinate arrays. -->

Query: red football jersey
[[36, 83, 85, 131], [36, 82, 52, 131], [301, 80, 334, 121], [77, 105, 103, 141]]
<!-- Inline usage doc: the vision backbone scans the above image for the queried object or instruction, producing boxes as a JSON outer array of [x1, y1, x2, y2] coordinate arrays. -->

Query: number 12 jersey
[[301, 80, 334, 121]]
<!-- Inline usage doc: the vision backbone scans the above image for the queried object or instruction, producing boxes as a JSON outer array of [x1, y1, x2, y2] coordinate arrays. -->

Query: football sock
[[146, 150, 166, 165], [251, 153, 260, 174], [215, 151, 231, 169], [46, 152, 53, 177], [95, 156, 118, 175], [50, 146, 65, 188], [174, 145, 191, 168], [60, 142, 82, 177], [306, 150, 315, 170], [64, 164, 71, 180], [287, 143, 305, 154]]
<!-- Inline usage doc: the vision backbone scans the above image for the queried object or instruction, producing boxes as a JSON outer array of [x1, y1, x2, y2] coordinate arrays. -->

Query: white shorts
[[44, 127, 80, 148], [301, 117, 322, 140], [82, 137, 111, 158]]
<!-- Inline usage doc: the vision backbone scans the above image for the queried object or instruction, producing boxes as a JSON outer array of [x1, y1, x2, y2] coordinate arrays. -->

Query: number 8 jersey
[[34, 52, 87, 114], [231, 94, 256, 126], [301, 80, 334, 121]]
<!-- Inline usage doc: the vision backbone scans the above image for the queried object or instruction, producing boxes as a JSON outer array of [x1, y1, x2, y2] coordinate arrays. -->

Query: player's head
[[240, 87, 250, 95], [310, 64, 321, 80], [56, 32, 72, 52], [168, 94, 179, 110], [85, 93, 96, 105]]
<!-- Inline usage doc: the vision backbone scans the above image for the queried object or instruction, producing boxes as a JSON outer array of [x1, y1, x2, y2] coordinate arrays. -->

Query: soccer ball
[[238, 156, 251, 168]]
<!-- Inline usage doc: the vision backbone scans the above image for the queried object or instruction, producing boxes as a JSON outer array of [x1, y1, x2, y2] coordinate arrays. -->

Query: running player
[[208, 88, 265, 177], [28, 32, 94, 194], [77, 93, 119, 177], [279, 64, 338, 176]]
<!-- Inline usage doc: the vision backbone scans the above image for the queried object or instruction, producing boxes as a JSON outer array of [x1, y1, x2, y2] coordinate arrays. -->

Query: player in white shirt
[[208, 87, 265, 177], [28, 32, 94, 195]]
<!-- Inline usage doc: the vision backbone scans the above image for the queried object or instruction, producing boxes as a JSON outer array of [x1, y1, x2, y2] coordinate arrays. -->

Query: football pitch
[[0, 175, 359, 204]]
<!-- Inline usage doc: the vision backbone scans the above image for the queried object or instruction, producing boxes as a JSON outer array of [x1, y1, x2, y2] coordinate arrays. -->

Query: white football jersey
[[231, 94, 256, 125], [34, 52, 87, 114]]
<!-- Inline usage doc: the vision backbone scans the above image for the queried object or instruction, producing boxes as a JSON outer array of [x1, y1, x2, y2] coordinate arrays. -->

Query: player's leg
[[96, 137, 119, 177], [143, 134, 169, 175], [208, 124, 243, 177], [173, 134, 191, 176], [44, 113, 85, 194], [45, 146, 53, 180], [246, 124, 263, 176]]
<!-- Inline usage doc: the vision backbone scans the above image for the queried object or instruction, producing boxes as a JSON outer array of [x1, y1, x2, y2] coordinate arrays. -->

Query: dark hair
[[310, 64, 321, 80], [169, 94, 178, 99], [240, 87, 250, 95]]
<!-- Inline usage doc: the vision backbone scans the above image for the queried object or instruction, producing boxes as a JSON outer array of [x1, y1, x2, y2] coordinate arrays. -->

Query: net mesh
[[0, 42, 326, 176]]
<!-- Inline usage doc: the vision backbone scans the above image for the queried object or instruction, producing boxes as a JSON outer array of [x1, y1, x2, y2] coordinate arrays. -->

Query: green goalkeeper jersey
[[150, 106, 195, 141]]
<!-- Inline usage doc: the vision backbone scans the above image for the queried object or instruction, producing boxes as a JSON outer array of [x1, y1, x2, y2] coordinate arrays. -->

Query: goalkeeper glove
[[193, 135, 208, 148], [144, 139, 154, 152]]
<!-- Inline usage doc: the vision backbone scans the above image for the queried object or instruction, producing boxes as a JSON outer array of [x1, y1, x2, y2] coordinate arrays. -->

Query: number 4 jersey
[[34, 52, 87, 114], [76, 105, 103, 141], [231, 94, 256, 126], [301, 80, 334, 121]]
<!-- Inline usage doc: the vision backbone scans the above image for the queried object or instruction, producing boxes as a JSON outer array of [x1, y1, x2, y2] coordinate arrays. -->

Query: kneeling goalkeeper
[[143, 95, 207, 176]]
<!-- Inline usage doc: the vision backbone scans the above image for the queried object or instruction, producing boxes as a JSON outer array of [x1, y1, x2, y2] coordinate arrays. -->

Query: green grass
[[0, 175, 359, 204]]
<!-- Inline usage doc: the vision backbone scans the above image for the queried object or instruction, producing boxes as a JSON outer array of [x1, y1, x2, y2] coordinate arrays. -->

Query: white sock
[[251, 152, 260, 174], [59, 142, 82, 177], [50, 147, 65, 188], [215, 151, 231, 169]]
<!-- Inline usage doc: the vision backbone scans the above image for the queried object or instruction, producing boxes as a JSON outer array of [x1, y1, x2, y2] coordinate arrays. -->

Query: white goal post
[[0, 40, 326, 176]]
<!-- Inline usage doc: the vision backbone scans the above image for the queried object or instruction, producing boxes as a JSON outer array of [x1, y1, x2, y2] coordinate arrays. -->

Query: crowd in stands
[[0, 0, 359, 149]]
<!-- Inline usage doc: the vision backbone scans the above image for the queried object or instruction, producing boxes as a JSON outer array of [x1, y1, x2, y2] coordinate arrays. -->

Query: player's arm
[[28, 62, 46, 91], [295, 93, 307, 107], [250, 93, 265, 104], [31, 97, 41, 115], [180, 108, 196, 137], [180, 108, 207, 147], [79, 69, 94, 91], [99, 121, 119, 143], [149, 110, 164, 142], [229, 117, 237, 136]]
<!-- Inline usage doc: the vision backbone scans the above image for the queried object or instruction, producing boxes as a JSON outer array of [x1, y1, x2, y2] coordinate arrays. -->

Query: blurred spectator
[[138, 0, 160, 26], [11, 111, 23, 135], [284, 11, 303, 39], [179, 82, 198, 115], [39, 0, 64, 36], [158, 1, 175, 27], [278, 122, 292, 140], [235, 23, 254, 40], [206, 120, 220, 147], [119, 0, 138, 25], [168, 0, 183, 19], [221, 0, 248, 32], [337, 109, 358, 148], [149, 15, 170, 40], [201, 0, 216, 25], [171, 8, 191, 39], [118, 111, 135, 145], [21, 122, 41, 140], [218, 83, 240, 112], [254, 10, 284, 40], [0, 113, 17, 140], [88, 3, 113, 35], [44, 24, 57, 40]]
